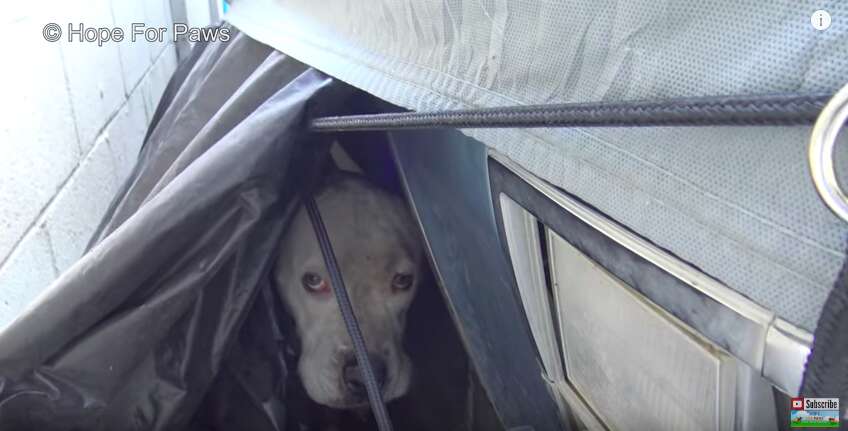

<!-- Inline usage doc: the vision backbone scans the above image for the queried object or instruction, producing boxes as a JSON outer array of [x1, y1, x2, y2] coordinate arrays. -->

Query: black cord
[[310, 92, 830, 132], [800, 241, 848, 419], [304, 195, 394, 431]]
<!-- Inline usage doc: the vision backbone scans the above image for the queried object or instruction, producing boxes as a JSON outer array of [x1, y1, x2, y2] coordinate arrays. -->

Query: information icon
[[811, 10, 832, 31]]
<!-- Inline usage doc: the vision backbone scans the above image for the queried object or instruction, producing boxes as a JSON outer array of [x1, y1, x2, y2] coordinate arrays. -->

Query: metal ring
[[809, 82, 848, 223]]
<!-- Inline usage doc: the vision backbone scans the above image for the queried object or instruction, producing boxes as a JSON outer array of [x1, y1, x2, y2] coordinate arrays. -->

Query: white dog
[[274, 173, 423, 409]]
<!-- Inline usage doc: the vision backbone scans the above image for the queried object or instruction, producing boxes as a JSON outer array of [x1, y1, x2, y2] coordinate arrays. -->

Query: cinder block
[[140, 43, 178, 119], [159, 42, 179, 77], [107, 88, 149, 183], [144, 0, 174, 61], [51, 0, 127, 154], [3, 4, 30, 25], [44, 133, 121, 274], [0, 226, 58, 331], [111, 0, 153, 92], [139, 75, 156, 124], [0, 17, 80, 264]]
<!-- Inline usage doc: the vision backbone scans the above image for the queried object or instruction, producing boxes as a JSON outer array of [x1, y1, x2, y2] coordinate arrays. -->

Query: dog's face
[[274, 176, 423, 409]]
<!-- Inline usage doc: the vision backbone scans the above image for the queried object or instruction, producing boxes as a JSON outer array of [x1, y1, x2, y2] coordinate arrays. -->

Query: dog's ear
[[316, 141, 363, 188], [329, 141, 364, 175]]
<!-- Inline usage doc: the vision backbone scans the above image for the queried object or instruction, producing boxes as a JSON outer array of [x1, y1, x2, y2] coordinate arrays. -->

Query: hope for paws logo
[[790, 398, 840, 428]]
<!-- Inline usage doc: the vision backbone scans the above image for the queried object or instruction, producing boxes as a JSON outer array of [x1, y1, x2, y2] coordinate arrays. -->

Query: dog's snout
[[342, 354, 387, 398]]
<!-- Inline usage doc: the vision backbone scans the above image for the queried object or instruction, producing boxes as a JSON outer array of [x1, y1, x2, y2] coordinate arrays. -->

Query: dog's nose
[[342, 354, 387, 398]]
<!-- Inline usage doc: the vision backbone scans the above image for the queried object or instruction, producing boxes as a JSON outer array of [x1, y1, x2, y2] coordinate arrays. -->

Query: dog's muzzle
[[342, 352, 388, 401]]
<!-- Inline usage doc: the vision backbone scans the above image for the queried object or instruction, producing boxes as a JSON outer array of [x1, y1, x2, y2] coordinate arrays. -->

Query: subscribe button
[[790, 398, 840, 428]]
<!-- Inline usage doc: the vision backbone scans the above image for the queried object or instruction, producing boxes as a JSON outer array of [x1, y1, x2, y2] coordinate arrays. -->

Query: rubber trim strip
[[310, 93, 830, 131]]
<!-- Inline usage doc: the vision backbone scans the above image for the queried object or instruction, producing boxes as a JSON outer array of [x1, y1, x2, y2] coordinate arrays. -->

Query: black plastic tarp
[[0, 22, 507, 430], [0, 29, 443, 430]]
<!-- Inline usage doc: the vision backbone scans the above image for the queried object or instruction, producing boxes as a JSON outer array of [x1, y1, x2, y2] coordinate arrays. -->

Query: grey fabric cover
[[226, 0, 848, 331]]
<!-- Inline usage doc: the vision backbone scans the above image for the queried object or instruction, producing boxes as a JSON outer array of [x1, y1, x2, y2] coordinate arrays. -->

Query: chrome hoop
[[810, 82, 848, 223]]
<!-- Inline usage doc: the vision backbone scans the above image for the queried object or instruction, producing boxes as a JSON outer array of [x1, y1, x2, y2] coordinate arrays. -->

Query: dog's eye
[[302, 272, 329, 293], [392, 273, 414, 291]]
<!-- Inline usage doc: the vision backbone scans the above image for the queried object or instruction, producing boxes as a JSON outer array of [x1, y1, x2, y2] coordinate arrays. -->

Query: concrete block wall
[[0, 1, 217, 329]]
